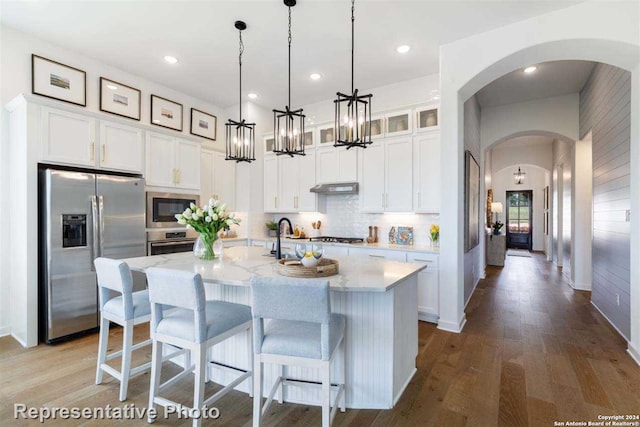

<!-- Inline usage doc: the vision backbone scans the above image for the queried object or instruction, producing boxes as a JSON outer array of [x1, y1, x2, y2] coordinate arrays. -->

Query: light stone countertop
[[256, 237, 440, 254], [122, 246, 426, 292]]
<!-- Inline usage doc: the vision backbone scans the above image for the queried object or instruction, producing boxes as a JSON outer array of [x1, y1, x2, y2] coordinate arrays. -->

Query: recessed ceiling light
[[524, 66, 537, 74], [309, 73, 322, 81], [163, 55, 179, 64], [248, 93, 258, 99], [396, 45, 411, 54], [106, 84, 118, 90]]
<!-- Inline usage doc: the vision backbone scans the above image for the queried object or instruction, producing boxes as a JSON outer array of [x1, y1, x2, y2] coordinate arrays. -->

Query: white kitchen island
[[122, 246, 425, 409]]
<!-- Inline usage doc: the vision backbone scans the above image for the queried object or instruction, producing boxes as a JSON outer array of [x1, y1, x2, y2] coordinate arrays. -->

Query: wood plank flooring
[[1, 253, 639, 426]]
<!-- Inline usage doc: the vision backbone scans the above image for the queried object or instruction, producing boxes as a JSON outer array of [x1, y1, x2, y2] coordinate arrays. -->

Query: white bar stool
[[146, 267, 253, 427], [94, 257, 153, 401], [250, 277, 346, 427]]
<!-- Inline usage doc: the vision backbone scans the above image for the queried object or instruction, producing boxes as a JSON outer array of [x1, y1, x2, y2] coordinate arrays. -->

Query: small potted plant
[[491, 220, 504, 235], [266, 220, 278, 237]]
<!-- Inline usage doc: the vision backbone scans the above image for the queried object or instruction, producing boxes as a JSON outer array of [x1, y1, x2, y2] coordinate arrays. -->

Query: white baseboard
[[591, 301, 629, 341], [418, 310, 438, 324], [0, 326, 10, 337], [628, 343, 640, 367], [437, 314, 467, 333], [464, 275, 482, 309], [571, 282, 592, 291], [10, 332, 28, 348]]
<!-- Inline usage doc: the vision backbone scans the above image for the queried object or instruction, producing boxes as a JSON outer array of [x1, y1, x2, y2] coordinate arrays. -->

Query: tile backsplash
[[259, 194, 439, 246]]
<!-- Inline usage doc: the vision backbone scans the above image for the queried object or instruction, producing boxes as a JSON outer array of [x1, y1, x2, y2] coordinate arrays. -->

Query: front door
[[506, 190, 533, 250]]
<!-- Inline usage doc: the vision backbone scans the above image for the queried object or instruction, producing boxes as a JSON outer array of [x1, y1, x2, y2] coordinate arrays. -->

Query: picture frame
[[150, 95, 183, 131], [190, 108, 217, 141], [464, 150, 480, 252], [32, 54, 86, 106], [99, 77, 141, 121]]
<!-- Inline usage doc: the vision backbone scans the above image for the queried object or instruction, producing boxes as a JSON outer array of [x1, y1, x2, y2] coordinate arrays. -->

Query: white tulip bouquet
[[175, 198, 240, 260]]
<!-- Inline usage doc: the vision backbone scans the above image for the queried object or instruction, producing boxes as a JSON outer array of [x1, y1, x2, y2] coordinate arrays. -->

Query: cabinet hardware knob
[[101, 144, 106, 163], [90, 142, 95, 161]]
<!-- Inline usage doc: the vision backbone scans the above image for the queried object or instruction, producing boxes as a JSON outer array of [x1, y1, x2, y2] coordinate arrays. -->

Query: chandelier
[[513, 167, 526, 185], [225, 21, 256, 163], [333, 0, 373, 149]]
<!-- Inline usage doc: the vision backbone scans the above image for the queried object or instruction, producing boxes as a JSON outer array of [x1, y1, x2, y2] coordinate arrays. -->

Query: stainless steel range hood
[[310, 182, 359, 195]]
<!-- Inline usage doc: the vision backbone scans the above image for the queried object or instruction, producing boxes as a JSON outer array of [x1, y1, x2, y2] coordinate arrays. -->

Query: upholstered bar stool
[[250, 277, 346, 427], [94, 257, 153, 401], [146, 267, 253, 427]]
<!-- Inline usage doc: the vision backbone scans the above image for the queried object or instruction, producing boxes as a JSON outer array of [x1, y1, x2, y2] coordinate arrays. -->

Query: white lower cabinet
[[222, 239, 247, 248], [407, 252, 439, 323]]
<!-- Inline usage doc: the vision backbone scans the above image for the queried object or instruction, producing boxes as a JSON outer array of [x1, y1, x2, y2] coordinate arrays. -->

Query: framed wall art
[[190, 108, 217, 141], [464, 150, 480, 252], [99, 77, 141, 121], [150, 95, 183, 131], [32, 54, 86, 106]]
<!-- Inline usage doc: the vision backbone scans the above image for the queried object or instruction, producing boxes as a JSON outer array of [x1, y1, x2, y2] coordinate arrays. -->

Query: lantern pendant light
[[225, 20, 256, 163], [273, 0, 306, 157], [513, 167, 526, 185], [334, 0, 373, 149]]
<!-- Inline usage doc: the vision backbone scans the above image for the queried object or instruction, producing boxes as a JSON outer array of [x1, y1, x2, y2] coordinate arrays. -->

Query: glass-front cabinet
[[317, 122, 335, 146], [303, 128, 314, 148], [385, 109, 412, 136], [264, 133, 275, 153], [369, 115, 385, 138], [416, 105, 439, 132]]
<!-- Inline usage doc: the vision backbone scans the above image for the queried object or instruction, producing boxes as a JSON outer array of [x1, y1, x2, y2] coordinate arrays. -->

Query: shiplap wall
[[580, 64, 632, 339]]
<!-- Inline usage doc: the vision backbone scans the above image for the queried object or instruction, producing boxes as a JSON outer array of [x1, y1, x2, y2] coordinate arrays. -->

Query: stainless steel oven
[[147, 229, 199, 256], [146, 192, 200, 228]]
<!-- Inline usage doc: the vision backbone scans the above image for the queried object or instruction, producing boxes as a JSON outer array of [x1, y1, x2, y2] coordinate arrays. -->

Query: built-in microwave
[[146, 192, 200, 228]]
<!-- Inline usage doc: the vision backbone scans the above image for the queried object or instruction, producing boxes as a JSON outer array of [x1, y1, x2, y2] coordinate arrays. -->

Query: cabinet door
[[99, 121, 143, 173], [200, 149, 214, 202], [278, 155, 298, 212], [317, 123, 335, 147], [385, 109, 412, 136], [145, 132, 176, 187], [264, 134, 275, 153], [42, 107, 96, 167], [213, 152, 236, 210], [175, 140, 200, 190], [385, 137, 413, 212], [360, 143, 385, 212], [414, 133, 441, 213], [416, 105, 439, 132], [316, 148, 338, 183], [264, 155, 279, 213], [298, 151, 317, 211], [337, 147, 358, 182], [407, 252, 439, 322]]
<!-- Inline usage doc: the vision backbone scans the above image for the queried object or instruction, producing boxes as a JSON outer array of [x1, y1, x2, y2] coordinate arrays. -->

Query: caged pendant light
[[272, 0, 306, 157], [513, 167, 526, 185], [225, 20, 256, 163], [334, 0, 373, 149]]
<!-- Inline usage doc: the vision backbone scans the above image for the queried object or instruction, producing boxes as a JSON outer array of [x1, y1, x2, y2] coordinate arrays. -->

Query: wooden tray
[[276, 258, 339, 278]]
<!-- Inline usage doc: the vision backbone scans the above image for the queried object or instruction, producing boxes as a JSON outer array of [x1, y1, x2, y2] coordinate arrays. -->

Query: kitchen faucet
[[275, 217, 293, 260]]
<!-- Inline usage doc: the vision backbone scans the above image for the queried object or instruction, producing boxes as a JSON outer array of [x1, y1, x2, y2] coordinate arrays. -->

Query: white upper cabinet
[[175, 140, 200, 190], [146, 132, 200, 190], [415, 104, 440, 132], [99, 121, 143, 173], [414, 132, 441, 213], [385, 109, 412, 137], [200, 149, 214, 203], [316, 122, 335, 147], [316, 147, 358, 184], [264, 133, 275, 154], [360, 137, 413, 212], [360, 143, 386, 212], [276, 151, 317, 213], [297, 151, 317, 211], [264, 155, 279, 213], [41, 107, 96, 167]]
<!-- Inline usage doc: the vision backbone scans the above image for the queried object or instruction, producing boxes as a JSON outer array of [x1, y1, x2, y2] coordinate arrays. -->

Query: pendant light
[[273, 0, 306, 157], [513, 167, 526, 185], [334, 0, 373, 149], [225, 20, 256, 163]]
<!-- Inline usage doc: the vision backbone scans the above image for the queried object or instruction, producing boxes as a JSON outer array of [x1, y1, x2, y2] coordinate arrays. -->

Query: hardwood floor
[[2, 253, 639, 426]]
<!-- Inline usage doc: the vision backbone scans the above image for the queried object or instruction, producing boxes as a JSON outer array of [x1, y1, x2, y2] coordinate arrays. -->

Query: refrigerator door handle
[[98, 195, 105, 257], [91, 195, 99, 267]]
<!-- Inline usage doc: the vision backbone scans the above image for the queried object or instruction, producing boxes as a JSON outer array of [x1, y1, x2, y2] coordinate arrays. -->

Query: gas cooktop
[[309, 236, 365, 244]]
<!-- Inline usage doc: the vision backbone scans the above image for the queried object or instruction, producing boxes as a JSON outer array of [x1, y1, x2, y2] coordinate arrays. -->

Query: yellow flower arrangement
[[430, 224, 439, 243]]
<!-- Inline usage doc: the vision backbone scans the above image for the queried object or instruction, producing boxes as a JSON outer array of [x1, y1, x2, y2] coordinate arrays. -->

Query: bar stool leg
[[322, 362, 331, 427], [95, 316, 110, 384], [247, 329, 253, 398], [253, 357, 262, 427], [340, 341, 346, 412], [277, 365, 284, 404], [148, 340, 163, 424], [193, 345, 207, 427], [119, 320, 134, 401]]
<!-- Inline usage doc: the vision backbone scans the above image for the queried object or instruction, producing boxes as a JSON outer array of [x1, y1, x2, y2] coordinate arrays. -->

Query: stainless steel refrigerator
[[41, 169, 146, 343]]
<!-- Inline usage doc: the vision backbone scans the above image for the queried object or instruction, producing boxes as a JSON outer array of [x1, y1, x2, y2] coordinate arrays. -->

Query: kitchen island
[[122, 246, 425, 409]]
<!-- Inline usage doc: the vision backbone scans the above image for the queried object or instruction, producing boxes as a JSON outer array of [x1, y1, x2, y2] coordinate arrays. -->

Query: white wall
[[491, 166, 548, 252], [0, 25, 229, 342], [438, 0, 640, 342], [481, 94, 579, 148], [490, 139, 553, 172], [573, 133, 593, 291]]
